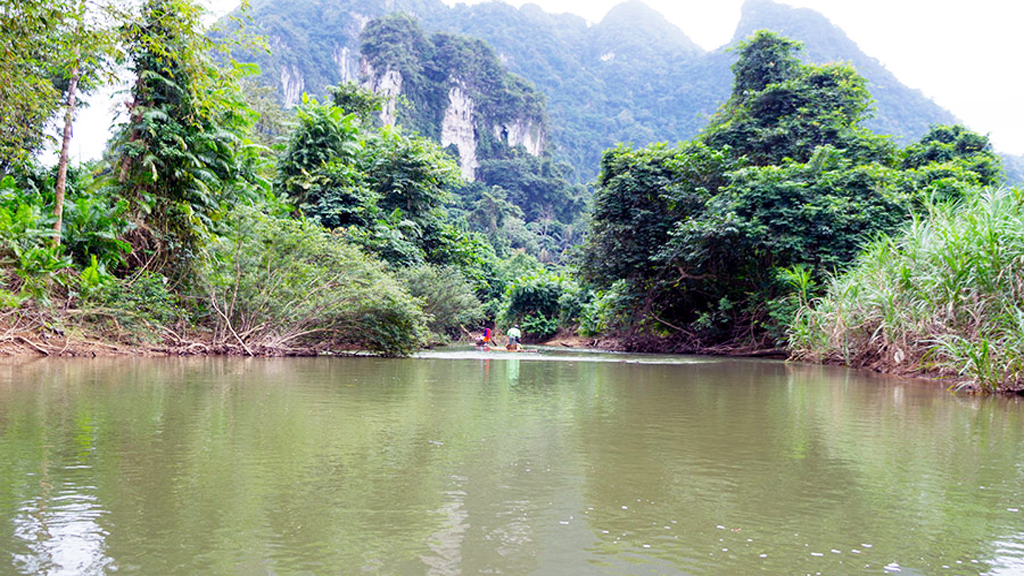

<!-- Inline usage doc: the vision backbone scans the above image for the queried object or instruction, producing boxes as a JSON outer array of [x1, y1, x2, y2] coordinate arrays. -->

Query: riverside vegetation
[[1, 1, 1021, 391]]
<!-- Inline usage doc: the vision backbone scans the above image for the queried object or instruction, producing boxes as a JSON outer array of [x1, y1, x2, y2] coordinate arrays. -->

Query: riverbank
[[544, 331, 995, 392], [0, 317, 366, 358], [789, 188, 1024, 396], [4, 320, 1009, 395]]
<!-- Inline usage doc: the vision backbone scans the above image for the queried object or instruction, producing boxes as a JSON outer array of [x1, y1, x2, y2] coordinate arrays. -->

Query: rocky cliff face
[[439, 85, 479, 180], [494, 120, 544, 157], [394, 75, 546, 180], [332, 45, 361, 84], [280, 63, 305, 107], [356, 15, 549, 181], [362, 63, 403, 127]]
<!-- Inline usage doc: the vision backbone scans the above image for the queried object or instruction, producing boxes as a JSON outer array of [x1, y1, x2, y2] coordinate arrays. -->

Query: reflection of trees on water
[[574, 360, 1024, 574], [0, 357, 1022, 574], [1, 373, 116, 576], [0, 357, 555, 573]]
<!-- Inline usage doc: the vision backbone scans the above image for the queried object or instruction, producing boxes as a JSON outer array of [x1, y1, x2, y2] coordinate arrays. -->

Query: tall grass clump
[[791, 187, 1024, 392]]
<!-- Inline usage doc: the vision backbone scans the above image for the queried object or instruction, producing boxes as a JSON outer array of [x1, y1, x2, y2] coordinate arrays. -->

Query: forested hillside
[[356, 14, 587, 262], [232, 0, 971, 181], [3, 0, 1020, 391], [577, 31, 1004, 360]]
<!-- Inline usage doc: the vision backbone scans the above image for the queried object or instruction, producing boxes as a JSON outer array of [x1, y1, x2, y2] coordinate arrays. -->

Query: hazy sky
[[441, 0, 1023, 155], [62, 0, 1024, 163]]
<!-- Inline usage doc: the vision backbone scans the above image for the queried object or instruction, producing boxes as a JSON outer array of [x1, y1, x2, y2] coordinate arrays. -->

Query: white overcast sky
[[61, 0, 1024, 163], [444, 0, 1024, 155]]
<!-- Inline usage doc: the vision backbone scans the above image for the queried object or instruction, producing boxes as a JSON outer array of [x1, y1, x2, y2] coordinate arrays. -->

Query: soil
[[0, 321, 339, 359], [0, 323, 151, 357], [539, 333, 623, 350], [4, 321, 1017, 395]]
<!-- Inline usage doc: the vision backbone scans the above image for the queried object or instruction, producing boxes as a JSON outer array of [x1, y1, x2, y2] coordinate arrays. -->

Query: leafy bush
[[396, 264, 484, 341], [200, 206, 427, 356], [60, 187, 134, 271], [83, 270, 185, 343], [577, 280, 633, 337], [0, 175, 71, 304], [556, 280, 587, 327], [520, 312, 559, 341], [499, 269, 574, 340]]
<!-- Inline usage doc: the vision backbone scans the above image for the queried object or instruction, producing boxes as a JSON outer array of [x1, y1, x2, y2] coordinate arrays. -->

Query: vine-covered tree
[[112, 0, 260, 273], [703, 31, 889, 167], [578, 30, 1003, 350]]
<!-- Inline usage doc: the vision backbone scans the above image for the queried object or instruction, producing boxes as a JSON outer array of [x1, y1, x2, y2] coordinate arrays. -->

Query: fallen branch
[[209, 292, 254, 357], [651, 314, 697, 338], [15, 336, 50, 356]]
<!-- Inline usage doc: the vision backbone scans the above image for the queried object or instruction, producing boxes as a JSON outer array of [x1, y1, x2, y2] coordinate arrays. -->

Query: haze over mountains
[[233, 0, 1021, 182]]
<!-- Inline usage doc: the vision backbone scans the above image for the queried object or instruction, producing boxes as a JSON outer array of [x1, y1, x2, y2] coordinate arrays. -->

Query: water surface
[[1, 350, 1022, 574]]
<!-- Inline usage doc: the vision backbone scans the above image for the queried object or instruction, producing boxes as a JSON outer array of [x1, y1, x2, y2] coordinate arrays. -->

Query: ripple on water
[[12, 487, 114, 576]]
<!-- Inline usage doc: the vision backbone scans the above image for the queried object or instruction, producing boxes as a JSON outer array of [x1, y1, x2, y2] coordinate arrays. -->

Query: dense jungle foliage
[[225, 0, 1018, 186], [577, 31, 1005, 354], [1, 0, 522, 355], [2, 0, 1022, 391]]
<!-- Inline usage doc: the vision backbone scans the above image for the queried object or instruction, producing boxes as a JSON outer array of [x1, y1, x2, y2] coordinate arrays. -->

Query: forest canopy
[[577, 31, 1003, 352], [0, 0, 1018, 394]]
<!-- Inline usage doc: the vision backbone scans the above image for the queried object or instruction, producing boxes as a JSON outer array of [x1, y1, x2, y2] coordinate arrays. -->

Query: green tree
[[397, 264, 484, 340], [703, 30, 888, 167], [729, 30, 803, 96], [578, 31, 1003, 349], [277, 96, 477, 270], [465, 184, 523, 254], [366, 126, 459, 221], [0, 0, 64, 167], [499, 270, 577, 341], [276, 94, 361, 208], [578, 141, 733, 289], [330, 81, 385, 124], [112, 0, 260, 274], [51, 0, 125, 248], [902, 124, 1003, 188]]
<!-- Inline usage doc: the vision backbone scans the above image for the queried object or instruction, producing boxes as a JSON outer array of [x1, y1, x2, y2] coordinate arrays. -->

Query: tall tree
[[112, 0, 258, 272], [0, 0, 124, 245], [0, 0, 62, 168], [703, 30, 884, 166], [51, 0, 125, 247]]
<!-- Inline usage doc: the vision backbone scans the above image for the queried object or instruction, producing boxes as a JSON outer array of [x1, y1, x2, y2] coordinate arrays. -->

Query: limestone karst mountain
[[231, 0, 968, 181]]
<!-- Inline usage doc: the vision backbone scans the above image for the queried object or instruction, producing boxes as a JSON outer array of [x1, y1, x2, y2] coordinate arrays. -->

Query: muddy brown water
[[1, 349, 1022, 575]]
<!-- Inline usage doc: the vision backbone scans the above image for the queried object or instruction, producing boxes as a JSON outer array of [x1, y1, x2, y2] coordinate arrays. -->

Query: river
[[1, 349, 1022, 575]]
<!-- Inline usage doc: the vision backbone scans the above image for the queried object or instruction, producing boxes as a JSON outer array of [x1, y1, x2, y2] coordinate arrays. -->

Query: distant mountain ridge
[[232, 0, 972, 181], [732, 0, 958, 141]]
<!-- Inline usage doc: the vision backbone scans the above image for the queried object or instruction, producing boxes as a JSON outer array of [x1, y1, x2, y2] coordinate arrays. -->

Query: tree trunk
[[53, 61, 80, 247]]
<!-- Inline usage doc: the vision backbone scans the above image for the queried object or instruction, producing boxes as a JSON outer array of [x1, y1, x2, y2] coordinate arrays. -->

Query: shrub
[[396, 264, 484, 341], [0, 171, 131, 306], [521, 312, 559, 341], [82, 270, 185, 343], [0, 175, 71, 304], [199, 206, 427, 356], [499, 270, 574, 340]]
